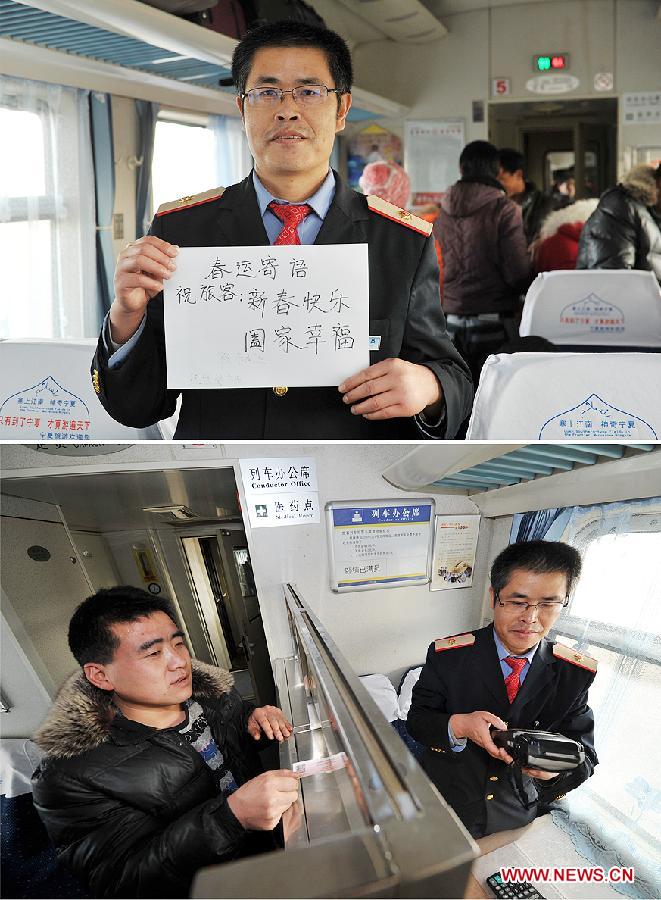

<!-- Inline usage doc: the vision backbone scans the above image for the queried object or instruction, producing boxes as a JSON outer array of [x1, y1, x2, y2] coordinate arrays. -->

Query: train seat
[[519, 270, 661, 350], [466, 351, 661, 440], [0, 340, 176, 440], [1, 739, 89, 898]]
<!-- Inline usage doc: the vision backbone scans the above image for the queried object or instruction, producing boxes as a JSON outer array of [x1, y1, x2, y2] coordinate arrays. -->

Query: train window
[[0, 79, 95, 339], [553, 527, 661, 875], [569, 532, 661, 632], [152, 118, 217, 213]]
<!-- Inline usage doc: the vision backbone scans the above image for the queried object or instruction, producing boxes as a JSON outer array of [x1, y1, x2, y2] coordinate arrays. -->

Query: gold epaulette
[[366, 194, 433, 236], [434, 632, 475, 653], [553, 642, 598, 673], [156, 186, 225, 217]]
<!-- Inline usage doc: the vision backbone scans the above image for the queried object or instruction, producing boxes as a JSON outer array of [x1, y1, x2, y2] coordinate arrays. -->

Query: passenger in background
[[576, 163, 661, 282], [435, 140, 532, 386], [93, 20, 472, 441], [359, 160, 444, 292], [408, 540, 598, 839], [31, 588, 297, 898], [550, 168, 576, 210], [497, 148, 553, 245], [532, 198, 599, 274]]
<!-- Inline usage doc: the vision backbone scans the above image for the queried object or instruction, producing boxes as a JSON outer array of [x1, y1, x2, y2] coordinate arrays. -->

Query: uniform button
[[273, 386, 288, 396], [489, 775, 499, 781], [486, 793, 494, 800]]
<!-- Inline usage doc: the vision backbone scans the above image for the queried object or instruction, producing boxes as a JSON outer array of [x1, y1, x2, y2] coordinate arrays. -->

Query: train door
[[180, 529, 275, 706], [489, 98, 617, 198]]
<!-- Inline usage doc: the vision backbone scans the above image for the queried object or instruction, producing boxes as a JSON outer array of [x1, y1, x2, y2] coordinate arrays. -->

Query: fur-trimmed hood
[[620, 164, 659, 206], [538, 198, 599, 241], [34, 660, 234, 760]]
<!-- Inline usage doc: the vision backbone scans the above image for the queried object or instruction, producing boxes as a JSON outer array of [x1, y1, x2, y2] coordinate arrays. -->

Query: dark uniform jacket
[[92, 172, 472, 440], [31, 662, 277, 898], [407, 624, 597, 838]]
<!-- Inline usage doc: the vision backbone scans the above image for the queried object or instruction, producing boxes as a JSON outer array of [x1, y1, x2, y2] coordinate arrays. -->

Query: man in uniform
[[92, 20, 472, 439], [408, 540, 598, 838]]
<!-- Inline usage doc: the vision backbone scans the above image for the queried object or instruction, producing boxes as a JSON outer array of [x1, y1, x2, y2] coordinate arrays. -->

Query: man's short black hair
[[68, 586, 180, 667], [498, 147, 526, 177], [490, 540, 582, 597], [459, 140, 500, 180], [231, 19, 353, 100]]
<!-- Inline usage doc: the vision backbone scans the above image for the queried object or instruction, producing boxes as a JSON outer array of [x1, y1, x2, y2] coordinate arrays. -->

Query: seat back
[[0, 340, 166, 440], [520, 270, 661, 347], [1, 739, 89, 898], [467, 351, 661, 440]]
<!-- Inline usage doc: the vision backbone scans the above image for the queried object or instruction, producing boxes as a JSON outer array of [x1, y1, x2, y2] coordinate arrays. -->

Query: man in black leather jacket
[[577, 163, 661, 282], [31, 587, 297, 898]]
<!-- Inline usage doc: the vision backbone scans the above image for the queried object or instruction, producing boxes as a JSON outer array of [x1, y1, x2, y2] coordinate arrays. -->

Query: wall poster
[[405, 119, 464, 204], [326, 498, 435, 592], [431, 514, 480, 591]]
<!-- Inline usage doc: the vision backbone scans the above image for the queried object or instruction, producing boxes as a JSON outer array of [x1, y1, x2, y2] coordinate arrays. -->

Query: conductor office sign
[[326, 498, 435, 592], [164, 245, 369, 389], [240, 457, 319, 529]]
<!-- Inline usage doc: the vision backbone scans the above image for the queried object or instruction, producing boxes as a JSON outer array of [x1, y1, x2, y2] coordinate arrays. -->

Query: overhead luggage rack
[[0, 0, 407, 120], [192, 583, 476, 899]]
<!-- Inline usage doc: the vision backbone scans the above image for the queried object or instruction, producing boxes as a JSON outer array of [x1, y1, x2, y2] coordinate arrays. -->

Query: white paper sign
[[431, 514, 480, 591], [240, 457, 320, 528], [622, 91, 661, 125], [164, 245, 369, 389]]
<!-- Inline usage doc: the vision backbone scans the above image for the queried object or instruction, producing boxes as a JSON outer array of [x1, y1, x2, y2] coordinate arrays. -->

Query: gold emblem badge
[[178, 195, 193, 204], [273, 386, 288, 397], [448, 638, 456, 645]]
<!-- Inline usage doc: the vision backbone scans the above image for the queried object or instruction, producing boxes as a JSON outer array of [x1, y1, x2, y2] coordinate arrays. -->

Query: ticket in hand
[[293, 752, 347, 777]]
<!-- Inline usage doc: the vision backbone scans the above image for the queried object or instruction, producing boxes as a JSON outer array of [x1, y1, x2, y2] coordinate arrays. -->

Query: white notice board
[[326, 498, 435, 592], [405, 119, 465, 195], [431, 514, 480, 591], [164, 244, 369, 389]]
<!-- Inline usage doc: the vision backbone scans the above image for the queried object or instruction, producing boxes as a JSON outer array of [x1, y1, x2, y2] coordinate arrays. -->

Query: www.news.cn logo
[[500, 866, 635, 884]]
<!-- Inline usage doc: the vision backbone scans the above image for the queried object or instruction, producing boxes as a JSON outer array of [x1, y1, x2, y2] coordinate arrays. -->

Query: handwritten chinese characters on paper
[[164, 245, 369, 389]]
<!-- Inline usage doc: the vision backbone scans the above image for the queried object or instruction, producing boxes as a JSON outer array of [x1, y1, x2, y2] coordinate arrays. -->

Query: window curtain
[[0, 76, 96, 339], [509, 498, 661, 898], [209, 114, 252, 187], [89, 91, 115, 320], [135, 99, 159, 238]]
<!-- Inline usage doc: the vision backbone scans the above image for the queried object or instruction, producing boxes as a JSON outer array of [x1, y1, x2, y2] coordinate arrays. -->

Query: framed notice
[[431, 514, 480, 591], [326, 498, 435, 592], [405, 119, 465, 197]]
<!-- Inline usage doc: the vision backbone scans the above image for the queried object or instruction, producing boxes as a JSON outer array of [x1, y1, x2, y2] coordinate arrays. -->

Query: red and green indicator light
[[535, 54, 569, 71]]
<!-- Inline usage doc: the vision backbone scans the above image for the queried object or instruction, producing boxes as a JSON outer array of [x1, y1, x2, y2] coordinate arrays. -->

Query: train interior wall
[[0, 442, 517, 738]]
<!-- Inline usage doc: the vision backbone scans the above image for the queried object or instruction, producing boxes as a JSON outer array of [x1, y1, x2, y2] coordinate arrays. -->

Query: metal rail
[[193, 584, 477, 898]]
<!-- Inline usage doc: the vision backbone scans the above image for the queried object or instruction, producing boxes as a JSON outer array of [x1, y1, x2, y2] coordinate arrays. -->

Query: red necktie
[[269, 201, 312, 245], [504, 656, 527, 703]]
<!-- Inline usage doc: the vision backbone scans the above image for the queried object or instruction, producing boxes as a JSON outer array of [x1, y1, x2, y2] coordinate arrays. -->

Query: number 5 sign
[[492, 78, 511, 96]]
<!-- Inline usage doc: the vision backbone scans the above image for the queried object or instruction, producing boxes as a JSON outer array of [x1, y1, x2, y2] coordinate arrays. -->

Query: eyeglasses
[[241, 85, 341, 107], [495, 592, 569, 614]]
